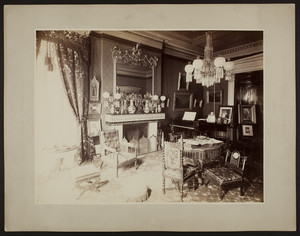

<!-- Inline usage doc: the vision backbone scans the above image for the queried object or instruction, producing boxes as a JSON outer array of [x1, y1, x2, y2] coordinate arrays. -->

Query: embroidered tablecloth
[[183, 141, 224, 169]]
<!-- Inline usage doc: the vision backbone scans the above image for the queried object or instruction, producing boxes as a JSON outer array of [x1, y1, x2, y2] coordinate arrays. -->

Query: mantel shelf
[[105, 113, 165, 124]]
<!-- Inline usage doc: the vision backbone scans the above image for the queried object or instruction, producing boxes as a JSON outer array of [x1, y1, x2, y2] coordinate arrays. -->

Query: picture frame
[[173, 92, 193, 111], [207, 90, 222, 104], [87, 119, 101, 137], [238, 104, 256, 124], [88, 102, 101, 115], [177, 72, 188, 91], [242, 124, 254, 136], [218, 106, 233, 124], [90, 76, 100, 101]]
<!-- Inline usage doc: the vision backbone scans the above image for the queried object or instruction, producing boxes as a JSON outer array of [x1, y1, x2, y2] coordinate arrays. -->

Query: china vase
[[143, 100, 150, 113], [206, 112, 216, 123], [122, 100, 128, 114], [157, 104, 162, 113], [128, 100, 136, 114], [110, 105, 115, 114]]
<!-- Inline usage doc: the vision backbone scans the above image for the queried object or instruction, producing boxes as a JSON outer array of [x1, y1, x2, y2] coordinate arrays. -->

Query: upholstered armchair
[[162, 140, 199, 201], [100, 130, 138, 178], [203, 149, 247, 200]]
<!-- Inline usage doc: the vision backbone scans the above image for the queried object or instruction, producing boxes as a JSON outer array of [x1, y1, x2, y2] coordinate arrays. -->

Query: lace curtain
[[36, 31, 93, 163]]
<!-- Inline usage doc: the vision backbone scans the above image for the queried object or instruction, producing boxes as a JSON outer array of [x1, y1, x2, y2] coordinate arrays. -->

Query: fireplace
[[105, 113, 165, 155], [123, 123, 149, 154], [123, 123, 148, 143]]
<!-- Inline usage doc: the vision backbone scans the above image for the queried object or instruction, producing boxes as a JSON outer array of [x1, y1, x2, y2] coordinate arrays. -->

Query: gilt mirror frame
[[112, 44, 158, 96]]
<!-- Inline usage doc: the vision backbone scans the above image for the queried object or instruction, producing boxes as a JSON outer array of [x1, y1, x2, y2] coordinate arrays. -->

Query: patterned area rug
[[36, 150, 263, 204]]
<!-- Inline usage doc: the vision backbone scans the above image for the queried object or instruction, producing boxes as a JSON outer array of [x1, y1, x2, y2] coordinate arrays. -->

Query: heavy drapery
[[36, 31, 93, 163]]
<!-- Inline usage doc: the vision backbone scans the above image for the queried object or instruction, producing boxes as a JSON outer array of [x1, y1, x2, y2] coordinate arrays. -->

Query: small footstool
[[122, 179, 150, 202]]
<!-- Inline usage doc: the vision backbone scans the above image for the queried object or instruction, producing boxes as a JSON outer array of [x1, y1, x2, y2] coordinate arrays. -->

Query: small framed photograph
[[90, 76, 100, 101], [87, 119, 101, 137], [207, 90, 222, 104], [219, 106, 233, 124], [242, 124, 254, 136], [88, 102, 101, 117], [238, 104, 256, 124]]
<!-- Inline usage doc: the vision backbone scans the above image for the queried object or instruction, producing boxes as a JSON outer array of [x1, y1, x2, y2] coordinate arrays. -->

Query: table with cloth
[[182, 136, 225, 180]]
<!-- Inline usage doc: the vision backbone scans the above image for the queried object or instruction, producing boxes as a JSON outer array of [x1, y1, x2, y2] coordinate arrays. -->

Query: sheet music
[[182, 111, 196, 121]]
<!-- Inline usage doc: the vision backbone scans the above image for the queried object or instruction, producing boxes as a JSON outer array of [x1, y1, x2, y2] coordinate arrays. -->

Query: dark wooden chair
[[203, 149, 247, 200], [162, 140, 199, 201], [100, 130, 138, 178]]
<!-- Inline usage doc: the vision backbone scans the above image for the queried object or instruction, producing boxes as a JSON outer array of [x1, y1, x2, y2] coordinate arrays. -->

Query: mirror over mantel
[[112, 44, 158, 96]]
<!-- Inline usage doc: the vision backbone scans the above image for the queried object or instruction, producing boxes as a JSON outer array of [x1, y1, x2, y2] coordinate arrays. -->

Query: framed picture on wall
[[238, 104, 256, 124], [87, 119, 101, 137], [88, 102, 101, 119], [218, 106, 233, 124], [177, 72, 188, 90], [90, 76, 100, 101], [173, 92, 193, 111], [89, 102, 101, 115], [207, 90, 222, 104], [242, 124, 254, 136]]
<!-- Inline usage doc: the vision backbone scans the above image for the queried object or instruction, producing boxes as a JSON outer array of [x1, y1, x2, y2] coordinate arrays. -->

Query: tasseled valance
[[36, 30, 91, 62]]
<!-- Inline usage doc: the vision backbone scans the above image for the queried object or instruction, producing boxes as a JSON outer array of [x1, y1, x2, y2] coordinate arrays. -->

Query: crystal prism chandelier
[[185, 32, 235, 87]]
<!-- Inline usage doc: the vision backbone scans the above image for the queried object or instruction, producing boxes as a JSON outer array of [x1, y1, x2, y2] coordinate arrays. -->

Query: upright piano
[[171, 119, 200, 131], [170, 112, 200, 138], [170, 111, 231, 140]]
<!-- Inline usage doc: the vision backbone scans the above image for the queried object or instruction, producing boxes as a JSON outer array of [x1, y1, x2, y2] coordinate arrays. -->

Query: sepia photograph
[[4, 4, 296, 232], [35, 29, 264, 204]]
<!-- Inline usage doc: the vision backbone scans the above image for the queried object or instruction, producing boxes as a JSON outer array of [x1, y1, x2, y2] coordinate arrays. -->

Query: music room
[[35, 30, 263, 203]]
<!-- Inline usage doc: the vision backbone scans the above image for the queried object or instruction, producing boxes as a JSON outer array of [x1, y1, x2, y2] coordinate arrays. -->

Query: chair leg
[[116, 154, 119, 178], [240, 181, 244, 196], [218, 186, 225, 200], [201, 176, 205, 186], [204, 179, 209, 187], [180, 183, 183, 202], [135, 157, 138, 169], [162, 177, 165, 194], [193, 176, 198, 190]]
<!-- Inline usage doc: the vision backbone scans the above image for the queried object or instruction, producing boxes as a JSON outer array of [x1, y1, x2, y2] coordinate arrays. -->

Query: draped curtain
[[36, 31, 93, 163]]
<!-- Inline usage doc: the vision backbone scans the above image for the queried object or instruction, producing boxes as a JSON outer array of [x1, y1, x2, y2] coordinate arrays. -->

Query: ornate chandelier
[[184, 32, 235, 87]]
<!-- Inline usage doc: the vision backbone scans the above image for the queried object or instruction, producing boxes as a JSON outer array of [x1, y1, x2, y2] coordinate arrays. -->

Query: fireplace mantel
[[105, 113, 165, 124]]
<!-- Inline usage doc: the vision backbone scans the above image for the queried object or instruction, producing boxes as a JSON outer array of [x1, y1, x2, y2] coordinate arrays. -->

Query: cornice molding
[[163, 46, 200, 61], [233, 53, 263, 74], [130, 31, 203, 57], [214, 40, 263, 59], [94, 31, 163, 50], [92, 31, 263, 62]]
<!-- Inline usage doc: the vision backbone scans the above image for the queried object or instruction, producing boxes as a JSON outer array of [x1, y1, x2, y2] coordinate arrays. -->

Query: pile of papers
[[183, 136, 223, 148]]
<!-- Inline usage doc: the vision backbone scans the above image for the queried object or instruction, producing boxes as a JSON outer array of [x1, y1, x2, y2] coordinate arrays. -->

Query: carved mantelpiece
[[105, 113, 165, 124], [105, 113, 165, 153]]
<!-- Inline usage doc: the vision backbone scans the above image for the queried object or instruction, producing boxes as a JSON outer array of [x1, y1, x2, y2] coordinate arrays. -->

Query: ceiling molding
[[95, 31, 163, 50], [93, 31, 263, 62], [130, 31, 203, 57], [214, 40, 263, 59], [234, 53, 263, 74], [163, 46, 199, 61]]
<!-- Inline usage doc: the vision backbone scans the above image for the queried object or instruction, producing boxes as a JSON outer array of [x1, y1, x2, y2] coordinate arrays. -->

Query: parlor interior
[[36, 30, 263, 203]]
